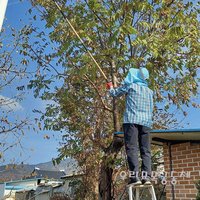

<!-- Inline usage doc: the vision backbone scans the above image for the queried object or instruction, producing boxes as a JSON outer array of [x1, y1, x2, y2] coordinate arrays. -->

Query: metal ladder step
[[127, 184, 157, 200]]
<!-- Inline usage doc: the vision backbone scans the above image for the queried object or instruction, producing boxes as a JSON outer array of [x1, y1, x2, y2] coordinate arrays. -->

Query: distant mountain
[[0, 158, 78, 182]]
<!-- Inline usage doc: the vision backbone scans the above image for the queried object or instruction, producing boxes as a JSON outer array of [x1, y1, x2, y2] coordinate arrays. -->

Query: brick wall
[[163, 142, 200, 200]]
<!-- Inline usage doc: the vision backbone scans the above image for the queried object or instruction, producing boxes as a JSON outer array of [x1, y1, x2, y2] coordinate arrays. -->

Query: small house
[[151, 129, 200, 200], [0, 168, 66, 200]]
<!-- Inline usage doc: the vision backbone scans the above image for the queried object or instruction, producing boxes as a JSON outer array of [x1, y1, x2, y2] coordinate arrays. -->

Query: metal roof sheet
[[151, 128, 200, 133], [150, 129, 200, 144]]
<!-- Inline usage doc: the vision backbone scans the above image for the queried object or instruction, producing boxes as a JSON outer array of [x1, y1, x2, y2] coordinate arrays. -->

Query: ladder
[[127, 184, 157, 200]]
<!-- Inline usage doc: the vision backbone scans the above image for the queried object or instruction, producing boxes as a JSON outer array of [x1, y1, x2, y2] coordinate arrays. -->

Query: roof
[[60, 172, 84, 180], [151, 129, 200, 145], [3, 178, 40, 185], [5, 185, 37, 191], [31, 169, 66, 180], [151, 129, 200, 133]]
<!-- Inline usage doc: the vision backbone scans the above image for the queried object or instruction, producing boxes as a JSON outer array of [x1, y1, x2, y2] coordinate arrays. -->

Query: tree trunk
[[99, 137, 124, 200], [99, 60, 124, 200]]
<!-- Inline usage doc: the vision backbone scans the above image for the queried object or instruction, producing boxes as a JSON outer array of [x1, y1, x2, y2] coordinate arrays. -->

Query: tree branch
[[69, 60, 112, 112], [0, 120, 28, 134]]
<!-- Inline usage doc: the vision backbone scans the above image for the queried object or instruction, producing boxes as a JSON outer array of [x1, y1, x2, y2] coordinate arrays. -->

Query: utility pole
[[0, 0, 8, 32]]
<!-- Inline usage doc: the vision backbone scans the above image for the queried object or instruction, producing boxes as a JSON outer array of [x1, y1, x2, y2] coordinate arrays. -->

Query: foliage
[[50, 194, 71, 200], [24, 0, 200, 198], [196, 180, 200, 200]]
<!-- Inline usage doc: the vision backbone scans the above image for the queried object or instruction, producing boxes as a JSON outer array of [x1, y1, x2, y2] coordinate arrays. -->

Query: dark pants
[[123, 123, 151, 178]]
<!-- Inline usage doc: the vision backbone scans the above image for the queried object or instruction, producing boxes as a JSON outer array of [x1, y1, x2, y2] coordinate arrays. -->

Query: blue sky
[[1, 0, 61, 165], [0, 0, 199, 165]]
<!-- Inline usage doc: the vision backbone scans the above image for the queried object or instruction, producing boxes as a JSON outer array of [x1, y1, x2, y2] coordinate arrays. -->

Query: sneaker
[[141, 176, 152, 185], [128, 177, 142, 186]]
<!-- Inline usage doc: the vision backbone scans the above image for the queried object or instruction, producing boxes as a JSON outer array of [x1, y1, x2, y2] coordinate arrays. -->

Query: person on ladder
[[107, 67, 153, 186]]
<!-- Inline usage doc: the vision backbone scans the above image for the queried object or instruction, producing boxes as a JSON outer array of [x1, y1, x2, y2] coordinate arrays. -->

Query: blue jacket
[[109, 68, 153, 128]]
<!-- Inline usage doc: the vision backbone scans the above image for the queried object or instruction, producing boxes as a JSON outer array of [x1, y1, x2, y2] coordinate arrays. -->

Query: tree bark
[[99, 137, 124, 200], [99, 60, 124, 200]]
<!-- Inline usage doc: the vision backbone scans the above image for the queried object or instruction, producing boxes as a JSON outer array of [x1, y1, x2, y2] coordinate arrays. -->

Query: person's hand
[[106, 82, 113, 89]]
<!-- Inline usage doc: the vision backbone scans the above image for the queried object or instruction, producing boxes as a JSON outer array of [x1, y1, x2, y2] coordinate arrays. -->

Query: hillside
[[0, 158, 77, 182]]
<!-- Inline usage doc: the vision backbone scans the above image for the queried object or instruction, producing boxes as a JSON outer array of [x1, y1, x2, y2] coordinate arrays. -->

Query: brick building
[[151, 129, 200, 200]]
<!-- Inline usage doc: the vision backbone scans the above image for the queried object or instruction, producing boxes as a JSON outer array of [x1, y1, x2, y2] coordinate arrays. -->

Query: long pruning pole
[[52, 0, 109, 82]]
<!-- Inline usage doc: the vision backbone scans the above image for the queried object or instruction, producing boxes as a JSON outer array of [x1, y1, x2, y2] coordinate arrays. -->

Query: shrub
[[50, 193, 71, 200], [196, 180, 200, 200]]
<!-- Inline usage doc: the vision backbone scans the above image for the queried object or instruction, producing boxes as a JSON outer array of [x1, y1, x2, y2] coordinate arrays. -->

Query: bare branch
[[0, 120, 28, 135]]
